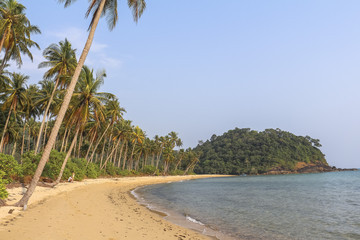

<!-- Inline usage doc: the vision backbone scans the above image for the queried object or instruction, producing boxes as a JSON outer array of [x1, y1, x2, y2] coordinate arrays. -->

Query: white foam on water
[[186, 215, 205, 226]]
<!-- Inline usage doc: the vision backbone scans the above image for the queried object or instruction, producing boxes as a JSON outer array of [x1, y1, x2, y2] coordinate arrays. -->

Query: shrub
[[0, 171, 8, 199], [21, 151, 40, 176], [169, 169, 184, 176], [64, 158, 87, 181], [42, 150, 66, 180], [141, 165, 157, 175], [22, 150, 67, 180], [116, 169, 131, 176], [105, 162, 117, 176], [0, 153, 21, 182], [86, 162, 99, 179]]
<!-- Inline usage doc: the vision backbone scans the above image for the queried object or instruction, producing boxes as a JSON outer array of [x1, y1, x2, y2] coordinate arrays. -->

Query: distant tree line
[[193, 128, 326, 175]]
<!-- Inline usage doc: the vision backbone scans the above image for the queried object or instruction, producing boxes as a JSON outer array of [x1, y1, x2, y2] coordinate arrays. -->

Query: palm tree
[[88, 97, 124, 163], [128, 126, 144, 170], [19, 84, 38, 155], [53, 65, 109, 185], [16, 0, 147, 207], [0, 0, 41, 69], [34, 39, 77, 154], [1, 19, 40, 69], [0, 0, 26, 53], [174, 148, 185, 171], [0, 72, 28, 152]]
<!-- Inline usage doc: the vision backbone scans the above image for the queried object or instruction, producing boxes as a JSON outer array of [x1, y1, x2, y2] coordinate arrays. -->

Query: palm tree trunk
[[122, 142, 128, 170], [100, 138, 107, 163], [88, 122, 111, 163], [73, 135, 77, 156], [64, 127, 71, 152], [129, 142, 136, 170], [34, 77, 60, 154], [151, 153, 155, 166], [0, 28, 9, 56], [21, 122, 26, 155], [41, 114, 50, 151], [155, 149, 163, 169], [27, 126, 31, 152], [60, 127, 69, 152], [100, 138, 120, 170], [77, 130, 83, 158], [15, 0, 106, 208], [53, 127, 80, 186], [0, 106, 13, 152], [135, 153, 141, 171], [11, 142, 17, 156], [174, 156, 183, 171], [85, 131, 97, 159], [144, 153, 149, 167], [113, 143, 119, 164], [117, 141, 125, 168]]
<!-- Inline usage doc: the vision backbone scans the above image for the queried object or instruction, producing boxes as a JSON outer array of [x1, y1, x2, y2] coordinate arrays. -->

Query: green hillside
[[194, 128, 327, 175]]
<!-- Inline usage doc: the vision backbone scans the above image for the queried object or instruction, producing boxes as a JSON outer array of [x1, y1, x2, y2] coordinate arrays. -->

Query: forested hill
[[194, 128, 329, 175]]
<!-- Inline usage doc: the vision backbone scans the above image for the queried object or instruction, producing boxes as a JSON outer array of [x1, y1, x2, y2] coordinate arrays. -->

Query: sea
[[134, 171, 360, 240]]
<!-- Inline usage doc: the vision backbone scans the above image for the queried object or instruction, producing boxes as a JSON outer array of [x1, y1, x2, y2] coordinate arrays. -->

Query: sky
[[11, 0, 360, 168]]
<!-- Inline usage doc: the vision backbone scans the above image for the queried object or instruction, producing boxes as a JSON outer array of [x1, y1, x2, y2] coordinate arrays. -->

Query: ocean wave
[[186, 215, 205, 226]]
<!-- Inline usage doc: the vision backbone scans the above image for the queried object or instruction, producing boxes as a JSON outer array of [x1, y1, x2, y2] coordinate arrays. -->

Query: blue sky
[[13, 0, 360, 168]]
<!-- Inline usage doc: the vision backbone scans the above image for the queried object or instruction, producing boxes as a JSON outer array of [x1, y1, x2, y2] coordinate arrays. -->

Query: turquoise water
[[135, 171, 360, 240]]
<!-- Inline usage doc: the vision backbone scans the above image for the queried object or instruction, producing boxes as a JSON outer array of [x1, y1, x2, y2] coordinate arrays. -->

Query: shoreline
[[0, 175, 230, 240], [132, 183, 237, 240]]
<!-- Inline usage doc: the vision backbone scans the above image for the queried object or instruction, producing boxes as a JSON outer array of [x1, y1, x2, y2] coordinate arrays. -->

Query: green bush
[[86, 162, 99, 179], [0, 153, 21, 182], [0, 171, 8, 199], [169, 169, 184, 175], [21, 151, 40, 176], [131, 170, 140, 175], [105, 162, 117, 176], [64, 158, 87, 181], [141, 165, 157, 175], [116, 169, 131, 176], [42, 150, 66, 180]]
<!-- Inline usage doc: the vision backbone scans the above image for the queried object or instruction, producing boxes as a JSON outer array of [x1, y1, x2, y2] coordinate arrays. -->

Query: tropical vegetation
[[0, 0, 200, 206], [194, 128, 327, 175]]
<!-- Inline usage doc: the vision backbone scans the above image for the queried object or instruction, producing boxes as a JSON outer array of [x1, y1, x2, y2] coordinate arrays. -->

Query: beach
[[0, 175, 224, 240]]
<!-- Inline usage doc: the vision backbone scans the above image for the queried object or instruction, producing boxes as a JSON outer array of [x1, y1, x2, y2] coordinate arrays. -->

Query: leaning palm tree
[[88, 97, 125, 163], [16, 0, 146, 207], [15, 0, 146, 206], [0, 72, 28, 152], [53, 66, 109, 185], [34, 39, 77, 154]]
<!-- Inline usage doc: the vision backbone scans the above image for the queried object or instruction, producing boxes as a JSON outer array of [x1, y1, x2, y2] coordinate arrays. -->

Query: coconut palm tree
[[16, 0, 147, 207], [174, 148, 185, 171], [1, 19, 40, 69], [0, 0, 26, 53], [19, 84, 38, 155], [34, 39, 77, 154], [53, 66, 110, 185], [128, 126, 144, 170], [88, 97, 124, 163], [0, 0, 41, 69], [0, 72, 28, 152]]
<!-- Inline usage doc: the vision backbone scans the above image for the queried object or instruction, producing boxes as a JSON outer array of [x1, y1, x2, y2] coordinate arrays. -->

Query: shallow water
[[135, 171, 360, 240]]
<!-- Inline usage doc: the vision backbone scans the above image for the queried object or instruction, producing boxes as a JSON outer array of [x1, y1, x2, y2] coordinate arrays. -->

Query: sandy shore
[[0, 175, 227, 240]]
